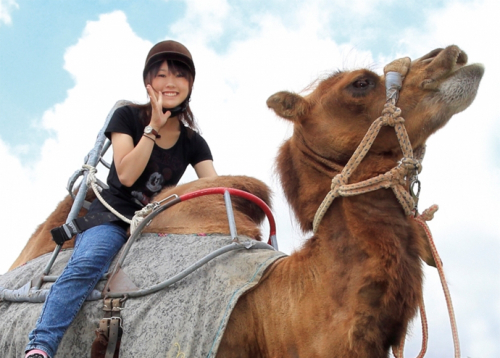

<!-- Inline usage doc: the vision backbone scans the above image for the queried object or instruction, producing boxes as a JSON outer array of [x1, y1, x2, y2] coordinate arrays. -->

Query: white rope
[[83, 164, 173, 234], [83, 164, 132, 225]]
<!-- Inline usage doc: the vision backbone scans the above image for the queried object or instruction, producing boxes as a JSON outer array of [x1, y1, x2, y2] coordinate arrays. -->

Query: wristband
[[144, 125, 161, 138]]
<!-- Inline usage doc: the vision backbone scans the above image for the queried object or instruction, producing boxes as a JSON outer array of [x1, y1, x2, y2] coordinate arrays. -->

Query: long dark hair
[[134, 59, 199, 132]]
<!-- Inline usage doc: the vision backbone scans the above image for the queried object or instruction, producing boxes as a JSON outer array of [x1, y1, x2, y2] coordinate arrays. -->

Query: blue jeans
[[25, 223, 127, 358]]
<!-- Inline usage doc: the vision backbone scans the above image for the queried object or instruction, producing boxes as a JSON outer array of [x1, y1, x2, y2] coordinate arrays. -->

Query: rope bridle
[[312, 61, 422, 233], [312, 99, 424, 232], [310, 59, 461, 358]]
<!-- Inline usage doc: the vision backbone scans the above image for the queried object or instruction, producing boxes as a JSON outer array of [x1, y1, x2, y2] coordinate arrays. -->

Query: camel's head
[[268, 45, 483, 232], [268, 45, 484, 164]]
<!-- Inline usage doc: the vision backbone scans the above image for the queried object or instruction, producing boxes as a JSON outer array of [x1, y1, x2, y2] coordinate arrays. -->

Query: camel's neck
[[274, 182, 420, 357], [247, 137, 427, 357], [272, 136, 424, 356], [277, 135, 407, 232]]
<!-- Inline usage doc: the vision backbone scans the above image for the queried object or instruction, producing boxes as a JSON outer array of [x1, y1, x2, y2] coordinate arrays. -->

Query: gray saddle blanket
[[0, 234, 286, 357]]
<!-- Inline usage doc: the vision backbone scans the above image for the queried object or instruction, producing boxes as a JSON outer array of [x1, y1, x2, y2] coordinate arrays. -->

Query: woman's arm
[[194, 160, 218, 178], [111, 132, 157, 187], [113, 86, 173, 187]]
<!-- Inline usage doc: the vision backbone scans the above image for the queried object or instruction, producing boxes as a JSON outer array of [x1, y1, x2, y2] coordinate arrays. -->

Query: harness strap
[[105, 298, 122, 358], [50, 212, 121, 245], [91, 298, 122, 358]]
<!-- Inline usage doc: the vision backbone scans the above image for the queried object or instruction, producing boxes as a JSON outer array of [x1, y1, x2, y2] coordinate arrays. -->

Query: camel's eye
[[352, 78, 375, 89], [348, 76, 376, 97]]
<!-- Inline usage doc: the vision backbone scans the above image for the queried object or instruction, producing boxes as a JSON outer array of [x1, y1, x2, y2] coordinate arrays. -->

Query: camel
[[4, 45, 483, 357], [216, 45, 483, 357]]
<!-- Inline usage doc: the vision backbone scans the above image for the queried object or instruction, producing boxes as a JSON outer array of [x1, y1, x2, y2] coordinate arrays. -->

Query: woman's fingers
[[146, 85, 156, 101], [147, 85, 172, 128], [146, 85, 162, 108]]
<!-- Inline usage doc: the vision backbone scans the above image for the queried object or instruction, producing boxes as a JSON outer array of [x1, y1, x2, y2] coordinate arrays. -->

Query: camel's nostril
[[457, 51, 468, 65], [420, 48, 443, 62]]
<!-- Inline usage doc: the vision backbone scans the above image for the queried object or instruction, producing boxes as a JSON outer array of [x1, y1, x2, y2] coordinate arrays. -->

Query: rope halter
[[312, 57, 425, 233], [312, 57, 461, 357]]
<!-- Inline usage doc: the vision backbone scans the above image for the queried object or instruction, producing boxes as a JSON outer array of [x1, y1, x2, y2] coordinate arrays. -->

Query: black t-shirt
[[87, 105, 213, 220]]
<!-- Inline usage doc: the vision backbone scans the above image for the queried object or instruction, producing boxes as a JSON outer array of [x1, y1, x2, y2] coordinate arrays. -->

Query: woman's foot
[[25, 349, 48, 358]]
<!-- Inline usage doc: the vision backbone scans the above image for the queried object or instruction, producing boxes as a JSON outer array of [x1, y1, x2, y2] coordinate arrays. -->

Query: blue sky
[[1, 0, 499, 356]]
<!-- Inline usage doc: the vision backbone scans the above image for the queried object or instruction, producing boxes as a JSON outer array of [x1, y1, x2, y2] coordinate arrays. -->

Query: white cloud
[[168, 0, 230, 43], [0, 0, 18, 25]]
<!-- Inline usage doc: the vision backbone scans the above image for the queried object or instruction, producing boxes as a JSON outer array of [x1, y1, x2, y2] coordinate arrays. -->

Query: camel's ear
[[267, 91, 309, 121]]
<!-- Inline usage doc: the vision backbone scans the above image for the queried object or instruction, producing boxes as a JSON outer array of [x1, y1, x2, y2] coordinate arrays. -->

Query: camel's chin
[[438, 63, 484, 112]]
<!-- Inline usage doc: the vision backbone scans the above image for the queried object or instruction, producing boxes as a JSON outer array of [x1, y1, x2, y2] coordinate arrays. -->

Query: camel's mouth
[[438, 63, 484, 110], [413, 46, 484, 110], [452, 62, 485, 77]]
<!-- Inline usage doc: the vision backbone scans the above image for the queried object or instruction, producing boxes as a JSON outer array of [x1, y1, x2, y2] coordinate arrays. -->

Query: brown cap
[[143, 40, 195, 80]]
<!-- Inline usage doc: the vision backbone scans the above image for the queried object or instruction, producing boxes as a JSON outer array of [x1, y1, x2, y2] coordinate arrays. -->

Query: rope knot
[[399, 157, 422, 174], [82, 164, 97, 174], [82, 164, 98, 185], [130, 203, 156, 234], [381, 104, 404, 127], [390, 166, 408, 185], [330, 174, 347, 193], [382, 102, 401, 116], [420, 204, 439, 221]]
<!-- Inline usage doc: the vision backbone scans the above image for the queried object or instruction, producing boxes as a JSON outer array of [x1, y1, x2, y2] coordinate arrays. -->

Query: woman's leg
[[25, 222, 127, 358]]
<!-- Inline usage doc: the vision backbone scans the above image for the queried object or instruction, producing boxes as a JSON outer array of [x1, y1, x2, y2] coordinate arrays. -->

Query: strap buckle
[[50, 219, 80, 245]]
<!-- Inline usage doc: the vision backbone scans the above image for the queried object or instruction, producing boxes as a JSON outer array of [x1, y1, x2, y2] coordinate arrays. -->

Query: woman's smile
[[162, 91, 179, 97]]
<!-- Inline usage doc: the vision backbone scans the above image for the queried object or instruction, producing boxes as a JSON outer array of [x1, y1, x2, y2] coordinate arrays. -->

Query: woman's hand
[[146, 84, 172, 130]]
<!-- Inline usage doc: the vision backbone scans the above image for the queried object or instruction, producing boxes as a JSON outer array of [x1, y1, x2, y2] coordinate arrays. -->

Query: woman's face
[[150, 61, 190, 109]]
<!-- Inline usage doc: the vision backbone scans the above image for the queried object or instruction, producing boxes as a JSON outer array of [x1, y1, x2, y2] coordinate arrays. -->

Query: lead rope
[[412, 205, 461, 358], [393, 205, 461, 358], [393, 289, 429, 358]]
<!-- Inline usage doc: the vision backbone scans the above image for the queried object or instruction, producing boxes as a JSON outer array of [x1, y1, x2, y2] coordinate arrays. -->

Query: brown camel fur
[[8, 191, 96, 271], [216, 45, 483, 357], [9, 175, 271, 271]]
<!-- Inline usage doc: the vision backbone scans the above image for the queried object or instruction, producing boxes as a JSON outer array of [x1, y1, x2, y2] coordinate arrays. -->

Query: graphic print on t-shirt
[[147, 172, 163, 192], [130, 148, 185, 205]]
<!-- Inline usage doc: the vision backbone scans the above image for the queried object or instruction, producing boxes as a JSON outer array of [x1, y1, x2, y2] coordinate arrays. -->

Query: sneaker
[[25, 350, 48, 358]]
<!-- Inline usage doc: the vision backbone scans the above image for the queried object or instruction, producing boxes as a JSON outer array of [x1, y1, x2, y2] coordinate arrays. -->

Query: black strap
[[51, 212, 122, 245]]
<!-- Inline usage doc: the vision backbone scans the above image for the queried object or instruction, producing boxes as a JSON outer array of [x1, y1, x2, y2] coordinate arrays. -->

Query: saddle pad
[[0, 234, 286, 357]]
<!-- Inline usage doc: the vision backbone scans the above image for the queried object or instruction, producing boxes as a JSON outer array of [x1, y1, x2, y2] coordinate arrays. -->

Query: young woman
[[25, 40, 217, 358]]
